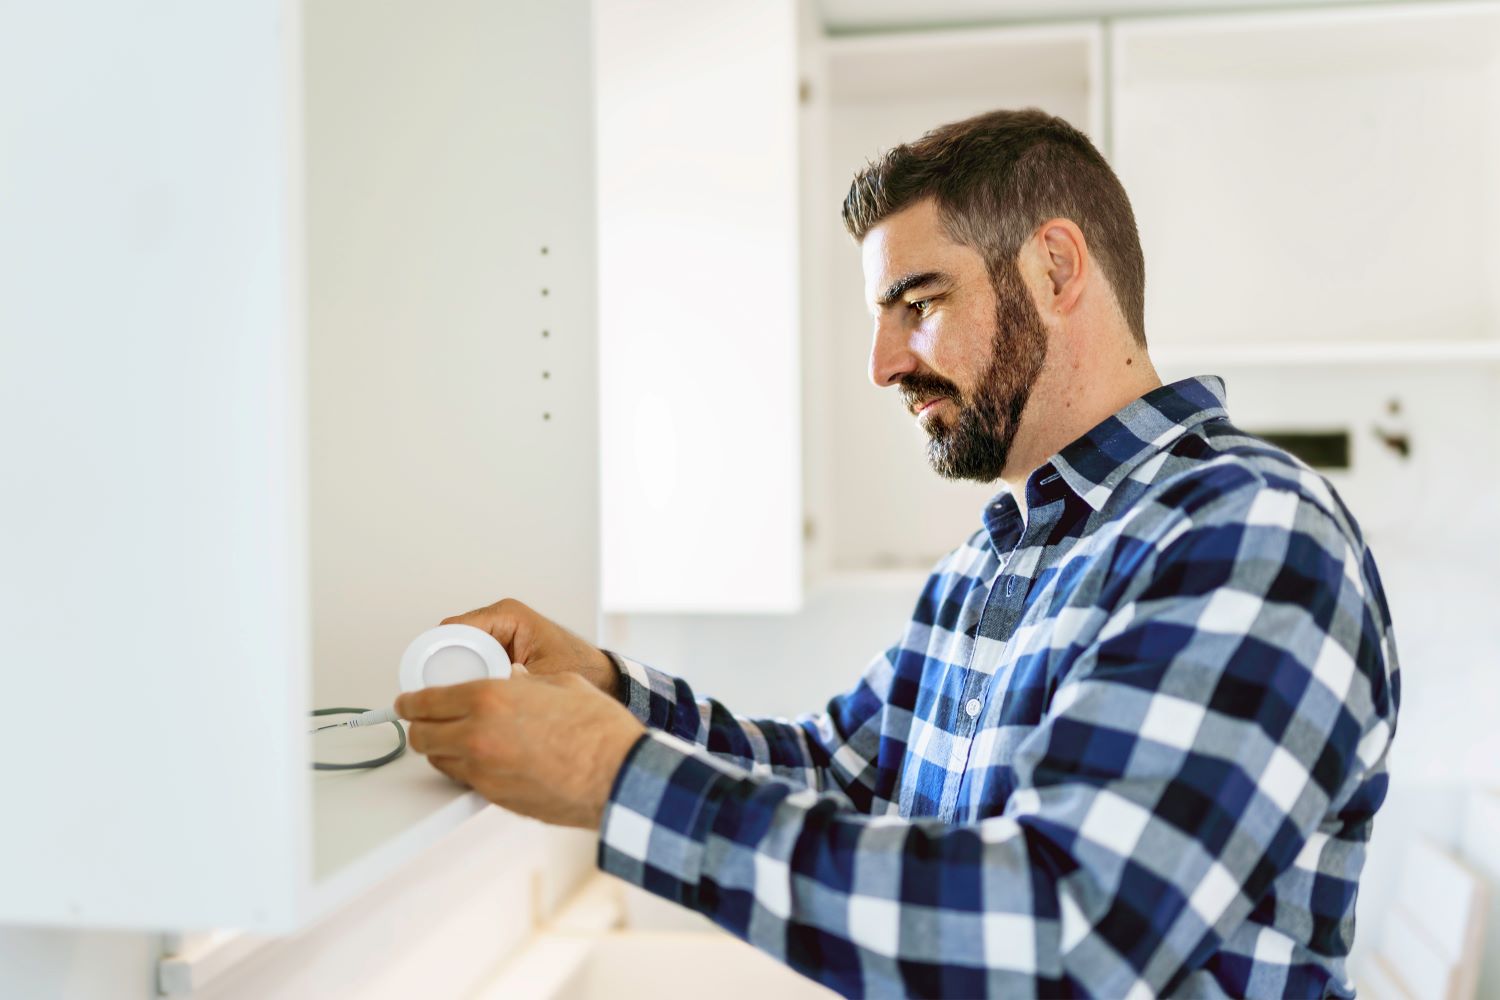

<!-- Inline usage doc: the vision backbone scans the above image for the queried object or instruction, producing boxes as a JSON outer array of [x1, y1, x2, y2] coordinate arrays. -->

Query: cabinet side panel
[[0, 1, 306, 927]]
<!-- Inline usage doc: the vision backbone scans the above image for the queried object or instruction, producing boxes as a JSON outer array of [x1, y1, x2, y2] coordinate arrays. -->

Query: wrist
[[593, 647, 623, 699]]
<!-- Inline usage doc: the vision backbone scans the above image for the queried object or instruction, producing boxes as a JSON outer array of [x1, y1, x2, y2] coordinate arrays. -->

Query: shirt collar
[[984, 375, 1230, 520]]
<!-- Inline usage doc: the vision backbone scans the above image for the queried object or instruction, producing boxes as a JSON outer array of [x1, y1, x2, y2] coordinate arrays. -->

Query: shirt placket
[[936, 498, 1063, 821]]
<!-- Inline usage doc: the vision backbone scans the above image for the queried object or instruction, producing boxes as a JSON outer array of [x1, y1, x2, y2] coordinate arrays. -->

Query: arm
[[599, 553, 969, 808], [597, 487, 1399, 996], [599, 646, 885, 799]]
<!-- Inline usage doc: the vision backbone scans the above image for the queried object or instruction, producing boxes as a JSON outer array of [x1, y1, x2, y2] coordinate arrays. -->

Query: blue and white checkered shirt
[[598, 374, 1400, 998]]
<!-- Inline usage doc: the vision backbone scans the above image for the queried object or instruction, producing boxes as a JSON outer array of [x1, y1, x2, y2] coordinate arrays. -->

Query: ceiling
[[816, 0, 1393, 33]]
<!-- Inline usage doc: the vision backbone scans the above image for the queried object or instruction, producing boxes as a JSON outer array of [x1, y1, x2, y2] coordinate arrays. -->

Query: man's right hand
[[439, 598, 620, 698]]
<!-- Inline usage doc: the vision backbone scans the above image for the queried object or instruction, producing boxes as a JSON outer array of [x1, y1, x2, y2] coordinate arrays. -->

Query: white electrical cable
[[309, 706, 399, 733]]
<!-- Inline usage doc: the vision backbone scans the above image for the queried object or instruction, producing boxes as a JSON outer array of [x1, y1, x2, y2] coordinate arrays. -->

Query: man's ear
[[1037, 218, 1088, 315]]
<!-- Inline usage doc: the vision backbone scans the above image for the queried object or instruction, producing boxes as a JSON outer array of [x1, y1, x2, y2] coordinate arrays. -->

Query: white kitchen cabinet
[[594, 0, 806, 614], [0, 0, 598, 934]]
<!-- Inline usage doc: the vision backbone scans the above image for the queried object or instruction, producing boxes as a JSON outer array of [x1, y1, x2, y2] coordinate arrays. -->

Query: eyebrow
[[875, 271, 949, 310]]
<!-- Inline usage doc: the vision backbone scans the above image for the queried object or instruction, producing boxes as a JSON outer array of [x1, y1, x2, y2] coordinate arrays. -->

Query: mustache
[[899, 374, 961, 412]]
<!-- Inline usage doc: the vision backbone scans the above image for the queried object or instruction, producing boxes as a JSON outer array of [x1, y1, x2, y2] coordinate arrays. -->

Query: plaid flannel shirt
[[597, 374, 1400, 998]]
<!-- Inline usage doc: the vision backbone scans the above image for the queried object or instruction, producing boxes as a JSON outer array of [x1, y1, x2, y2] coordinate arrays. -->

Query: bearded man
[[397, 108, 1399, 999]]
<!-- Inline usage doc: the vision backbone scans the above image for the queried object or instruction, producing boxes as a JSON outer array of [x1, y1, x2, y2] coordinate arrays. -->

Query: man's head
[[844, 108, 1148, 485]]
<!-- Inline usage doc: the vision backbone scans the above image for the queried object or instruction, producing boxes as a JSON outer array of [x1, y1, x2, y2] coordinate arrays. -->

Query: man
[[396, 109, 1399, 997]]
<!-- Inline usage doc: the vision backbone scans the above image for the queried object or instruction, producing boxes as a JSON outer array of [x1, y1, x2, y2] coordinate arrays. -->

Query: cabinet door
[[596, 0, 804, 613], [0, 1, 307, 929]]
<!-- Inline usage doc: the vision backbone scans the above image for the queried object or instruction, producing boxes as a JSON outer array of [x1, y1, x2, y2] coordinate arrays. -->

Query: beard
[[901, 258, 1049, 482]]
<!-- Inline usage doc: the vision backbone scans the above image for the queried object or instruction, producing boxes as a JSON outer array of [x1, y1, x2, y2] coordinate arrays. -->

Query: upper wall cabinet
[[1111, 1, 1500, 361], [0, 0, 598, 933], [595, 0, 805, 613]]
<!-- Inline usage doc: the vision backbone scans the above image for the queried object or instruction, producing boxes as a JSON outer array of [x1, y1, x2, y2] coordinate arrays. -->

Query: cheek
[[929, 313, 993, 385]]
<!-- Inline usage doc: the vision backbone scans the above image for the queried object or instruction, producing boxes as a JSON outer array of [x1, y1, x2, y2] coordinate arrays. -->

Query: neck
[[1002, 335, 1162, 524]]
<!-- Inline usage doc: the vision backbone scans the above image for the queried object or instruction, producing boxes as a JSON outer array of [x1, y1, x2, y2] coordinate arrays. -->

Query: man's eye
[[909, 298, 933, 316]]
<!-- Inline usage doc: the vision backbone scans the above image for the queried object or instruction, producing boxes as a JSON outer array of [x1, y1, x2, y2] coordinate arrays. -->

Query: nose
[[868, 313, 919, 389]]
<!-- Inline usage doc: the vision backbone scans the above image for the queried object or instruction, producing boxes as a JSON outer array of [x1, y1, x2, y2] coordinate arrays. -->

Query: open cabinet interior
[[300, 0, 600, 928]]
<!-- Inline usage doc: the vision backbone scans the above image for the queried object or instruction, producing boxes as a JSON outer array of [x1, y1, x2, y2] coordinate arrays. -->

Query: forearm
[[600, 649, 843, 793]]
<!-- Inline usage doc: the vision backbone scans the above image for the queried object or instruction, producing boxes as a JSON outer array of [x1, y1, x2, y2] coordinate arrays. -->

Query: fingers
[[427, 755, 470, 787], [406, 718, 470, 757], [394, 678, 495, 721], [440, 597, 530, 658]]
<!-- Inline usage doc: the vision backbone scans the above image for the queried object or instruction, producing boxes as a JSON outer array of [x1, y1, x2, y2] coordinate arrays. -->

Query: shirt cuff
[[596, 729, 742, 911], [600, 648, 686, 734]]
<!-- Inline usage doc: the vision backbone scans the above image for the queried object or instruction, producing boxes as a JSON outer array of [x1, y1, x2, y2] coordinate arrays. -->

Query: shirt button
[[965, 699, 981, 718]]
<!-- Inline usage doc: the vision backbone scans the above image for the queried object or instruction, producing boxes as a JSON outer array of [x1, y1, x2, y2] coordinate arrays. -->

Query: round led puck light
[[398, 623, 511, 693]]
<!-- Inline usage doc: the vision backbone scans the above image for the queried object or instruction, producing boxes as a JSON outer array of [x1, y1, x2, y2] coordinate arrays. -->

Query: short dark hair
[[842, 108, 1147, 347]]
